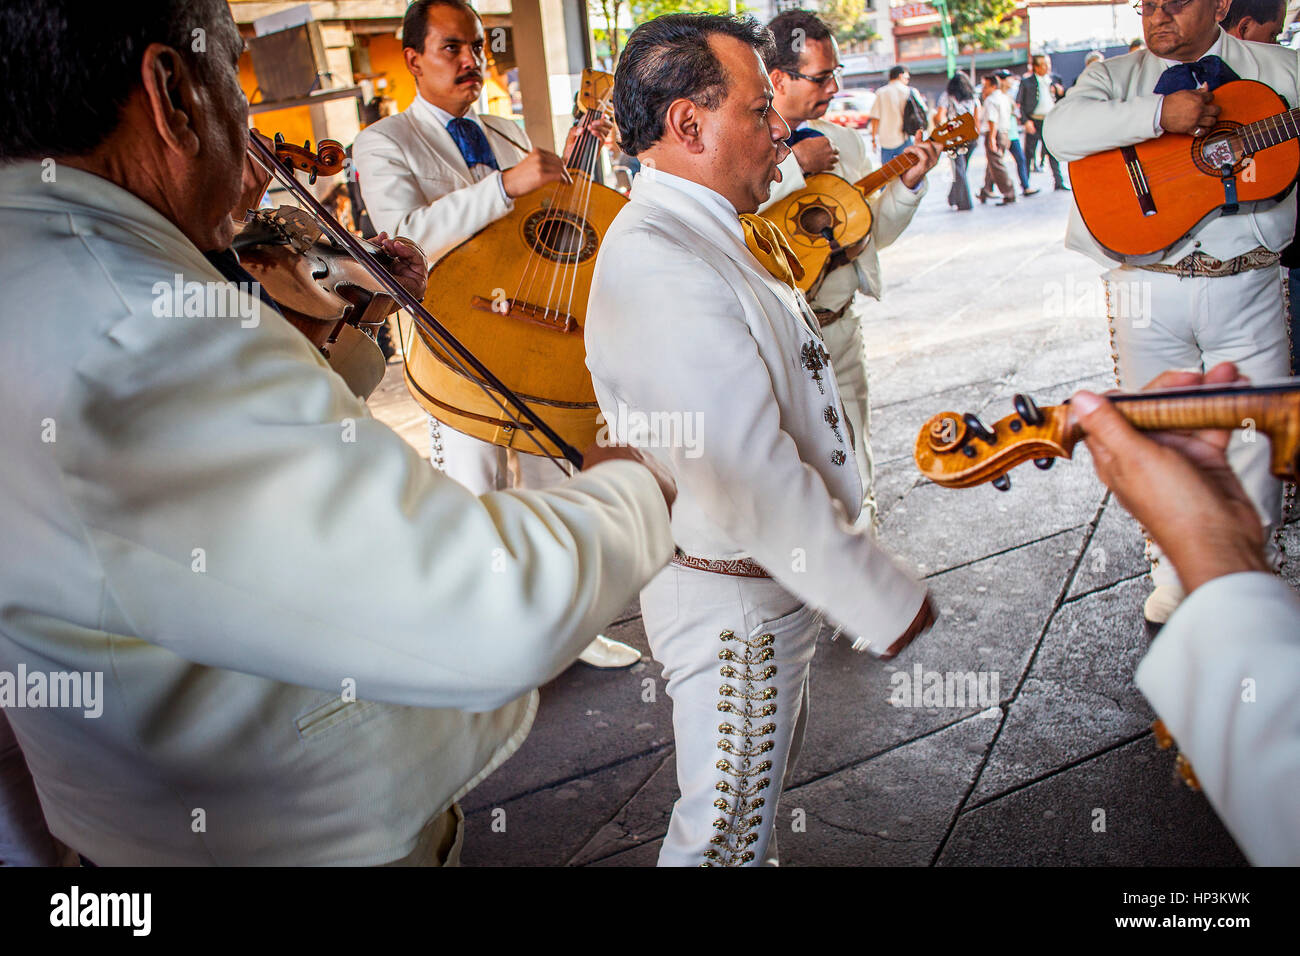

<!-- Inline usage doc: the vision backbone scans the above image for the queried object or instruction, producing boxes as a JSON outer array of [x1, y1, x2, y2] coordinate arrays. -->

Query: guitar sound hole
[[798, 204, 834, 237], [523, 210, 598, 264]]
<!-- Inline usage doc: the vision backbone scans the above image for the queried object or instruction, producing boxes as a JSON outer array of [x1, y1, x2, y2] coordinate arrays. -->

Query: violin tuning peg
[[962, 412, 997, 444], [308, 170, 318, 185], [1033, 457, 1055, 471], [1013, 393, 1044, 427], [991, 474, 1012, 492]]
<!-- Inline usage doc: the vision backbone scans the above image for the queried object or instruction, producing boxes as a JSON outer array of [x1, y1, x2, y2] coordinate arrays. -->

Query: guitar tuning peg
[[1013, 393, 1044, 427], [991, 474, 1012, 492], [962, 412, 997, 444], [1034, 458, 1055, 470]]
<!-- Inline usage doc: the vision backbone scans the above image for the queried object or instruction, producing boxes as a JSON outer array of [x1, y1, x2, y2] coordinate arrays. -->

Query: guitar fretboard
[[1240, 107, 1300, 153]]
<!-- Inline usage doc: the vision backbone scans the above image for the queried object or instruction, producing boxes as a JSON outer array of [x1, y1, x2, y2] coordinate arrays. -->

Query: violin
[[244, 132, 582, 470], [233, 202, 395, 398], [914, 379, 1300, 491]]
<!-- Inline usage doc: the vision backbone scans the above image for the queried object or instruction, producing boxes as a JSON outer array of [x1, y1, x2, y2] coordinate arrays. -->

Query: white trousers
[[427, 415, 571, 493], [1104, 264, 1289, 588], [822, 295, 875, 525], [640, 563, 821, 866]]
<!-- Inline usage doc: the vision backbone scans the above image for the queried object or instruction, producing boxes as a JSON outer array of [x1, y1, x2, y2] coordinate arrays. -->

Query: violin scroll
[[271, 133, 347, 184], [914, 394, 1079, 490]]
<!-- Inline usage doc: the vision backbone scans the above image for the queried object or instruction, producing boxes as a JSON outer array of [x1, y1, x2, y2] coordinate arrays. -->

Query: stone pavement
[[370, 148, 1295, 866]]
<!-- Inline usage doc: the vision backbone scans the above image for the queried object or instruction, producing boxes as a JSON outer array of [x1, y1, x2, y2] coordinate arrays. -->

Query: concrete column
[[511, 0, 591, 153]]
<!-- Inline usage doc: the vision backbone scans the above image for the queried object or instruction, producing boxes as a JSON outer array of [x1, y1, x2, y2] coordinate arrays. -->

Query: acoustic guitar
[[1068, 79, 1300, 263], [402, 70, 622, 458], [765, 113, 977, 295]]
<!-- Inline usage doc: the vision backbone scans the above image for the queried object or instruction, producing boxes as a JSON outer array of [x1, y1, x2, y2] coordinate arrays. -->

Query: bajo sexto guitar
[[765, 113, 978, 295], [1068, 78, 1300, 263]]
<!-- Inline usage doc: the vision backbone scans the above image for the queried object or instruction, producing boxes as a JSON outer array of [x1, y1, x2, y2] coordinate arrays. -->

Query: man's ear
[[404, 46, 422, 79], [139, 43, 200, 158], [769, 68, 787, 97], [663, 98, 705, 153]]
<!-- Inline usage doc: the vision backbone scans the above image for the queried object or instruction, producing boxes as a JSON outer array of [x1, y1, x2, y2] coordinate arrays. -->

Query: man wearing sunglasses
[[1044, 0, 1300, 633]]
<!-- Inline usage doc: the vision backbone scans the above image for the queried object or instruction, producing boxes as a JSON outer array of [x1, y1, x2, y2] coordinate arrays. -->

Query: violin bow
[[914, 378, 1300, 490], [247, 133, 584, 472]]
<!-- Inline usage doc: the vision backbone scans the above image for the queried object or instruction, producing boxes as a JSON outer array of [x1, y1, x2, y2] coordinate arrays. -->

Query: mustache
[[456, 72, 483, 84]]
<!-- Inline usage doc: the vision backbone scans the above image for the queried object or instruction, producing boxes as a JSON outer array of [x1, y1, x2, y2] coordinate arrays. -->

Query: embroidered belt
[[671, 548, 771, 578], [1138, 246, 1280, 278], [813, 301, 851, 327]]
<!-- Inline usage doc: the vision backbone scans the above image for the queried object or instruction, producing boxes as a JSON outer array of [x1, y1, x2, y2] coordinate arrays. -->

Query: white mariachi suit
[[586, 171, 927, 866], [1045, 30, 1300, 588], [1135, 572, 1300, 865], [760, 119, 925, 525], [352, 97, 565, 493]]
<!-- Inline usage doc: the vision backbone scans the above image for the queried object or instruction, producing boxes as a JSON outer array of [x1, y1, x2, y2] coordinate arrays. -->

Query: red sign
[[891, 2, 938, 20]]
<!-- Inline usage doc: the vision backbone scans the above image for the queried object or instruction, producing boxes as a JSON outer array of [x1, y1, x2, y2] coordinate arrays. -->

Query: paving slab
[[571, 749, 678, 865], [791, 528, 1083, 786], [939, 738, 1249, 866], [460, 615, 672, 812], [1066, 495, 1149, 601], [970, 576, 1155, 804], [780, 711, 1000, 866], [459, 748, 667, 867]]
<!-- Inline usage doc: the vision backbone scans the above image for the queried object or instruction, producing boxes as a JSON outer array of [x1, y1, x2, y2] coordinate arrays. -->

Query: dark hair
[[946, 72, 975, 101], [1222, 0, 1286, 29], [402, 0, 481, 53], [764, 10, 832, 74], [889, 65, 908, 80], [614, 13, 775, 157], [0, 0, 227, 161], [981, 74, 998, 87]]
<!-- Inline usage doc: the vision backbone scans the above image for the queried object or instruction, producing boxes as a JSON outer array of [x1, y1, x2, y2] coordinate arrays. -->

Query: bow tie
[[786, 127, 825, 148], [1153, 54, 1240, 94], [739, 214, 805, 290], [446, 117, 499, 171]]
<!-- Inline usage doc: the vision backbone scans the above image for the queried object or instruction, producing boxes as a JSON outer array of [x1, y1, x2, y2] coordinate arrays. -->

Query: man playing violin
[[759, 10, 939, 526], [0, 0, 675, 866], [352, 0, 638, 669], [1044, 0, 1299, 631]]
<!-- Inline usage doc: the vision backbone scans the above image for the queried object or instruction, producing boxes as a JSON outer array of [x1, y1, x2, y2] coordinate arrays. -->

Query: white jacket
[[761, 118, 926, 309], [586, 172, 926, 648], [0, 161, 672, 865], [1043, 30, 1300, 266], [352, 102, 530, 262], [1136, 572, 1300, 865]]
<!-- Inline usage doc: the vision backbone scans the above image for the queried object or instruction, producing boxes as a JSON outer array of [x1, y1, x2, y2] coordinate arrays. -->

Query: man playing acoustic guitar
[[1044, 0, 1299, 632]]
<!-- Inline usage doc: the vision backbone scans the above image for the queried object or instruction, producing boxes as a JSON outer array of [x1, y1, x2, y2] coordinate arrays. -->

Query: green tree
[[588, 0, 626, 68], [939, 0, 1020, 78], [820, 0, 880, 48], [629, 0, 744, 24]]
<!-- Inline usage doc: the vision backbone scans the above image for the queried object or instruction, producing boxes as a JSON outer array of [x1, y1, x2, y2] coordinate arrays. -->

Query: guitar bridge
[[470, 295, 576, 333], [1120, 146, 1157, 218]]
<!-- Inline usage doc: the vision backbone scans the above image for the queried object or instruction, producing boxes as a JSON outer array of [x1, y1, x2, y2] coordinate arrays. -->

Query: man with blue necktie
[[1044, 0, 1299, 633], [354, 0, 638, 668]]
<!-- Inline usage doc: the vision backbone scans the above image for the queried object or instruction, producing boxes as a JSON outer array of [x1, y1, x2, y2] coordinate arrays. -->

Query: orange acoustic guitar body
[[1068, 79, 1300, 263]]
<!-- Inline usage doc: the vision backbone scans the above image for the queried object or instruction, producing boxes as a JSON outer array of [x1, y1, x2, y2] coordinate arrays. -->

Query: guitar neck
[[1240, 106, 1300, 154], [855, 150, 921, 196], [564, 108, 605, 177]]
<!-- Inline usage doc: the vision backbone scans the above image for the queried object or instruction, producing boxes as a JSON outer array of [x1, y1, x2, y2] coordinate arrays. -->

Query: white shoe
[[577, 634, 641, 669], [1143, 584, 1186, 626]]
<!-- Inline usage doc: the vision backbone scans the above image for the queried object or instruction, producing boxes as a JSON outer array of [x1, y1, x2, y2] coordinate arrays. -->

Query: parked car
[[824, 90, 875, 130]]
